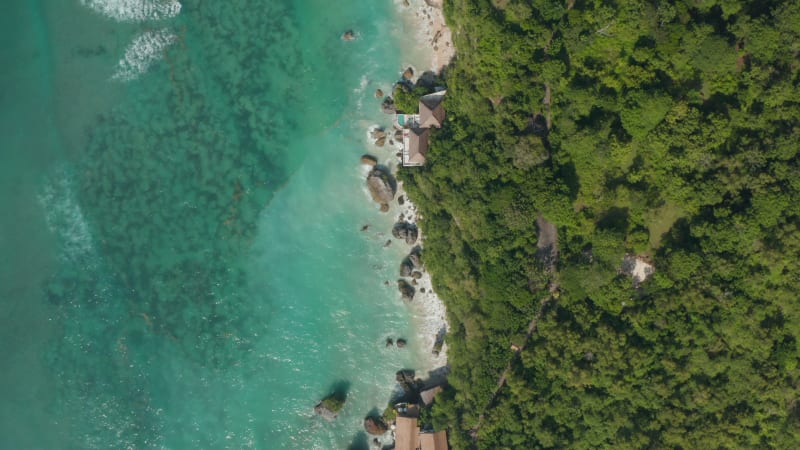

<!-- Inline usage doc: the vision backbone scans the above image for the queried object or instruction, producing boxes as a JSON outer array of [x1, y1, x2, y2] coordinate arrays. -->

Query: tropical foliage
[[401, 0, 800, 448]]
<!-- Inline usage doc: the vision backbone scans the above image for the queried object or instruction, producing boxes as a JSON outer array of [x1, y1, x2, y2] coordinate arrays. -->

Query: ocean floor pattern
[[2, 0, 443, 448]]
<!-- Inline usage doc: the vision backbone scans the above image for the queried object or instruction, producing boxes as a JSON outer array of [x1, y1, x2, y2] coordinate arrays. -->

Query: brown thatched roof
[[406, 128, 430, 165], [419, 430, 448, 450], [419, 93, 446, 128], [420, 386, 443, 407], [395, 416, 420, 450]]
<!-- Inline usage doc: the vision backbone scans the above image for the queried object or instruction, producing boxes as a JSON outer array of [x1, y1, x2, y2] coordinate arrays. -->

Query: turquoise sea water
[[1, 1, 430, 448]]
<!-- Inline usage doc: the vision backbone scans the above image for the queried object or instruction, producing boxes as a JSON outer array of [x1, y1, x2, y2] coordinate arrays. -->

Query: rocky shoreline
[[355, 0, 453, 373], [320, 2, 454, 447], [361, 160, 449, 368]]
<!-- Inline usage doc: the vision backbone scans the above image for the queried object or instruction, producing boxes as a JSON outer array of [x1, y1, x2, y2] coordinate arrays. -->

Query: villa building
[[396, 90, 446, 167], [395, 415, 449, 450]]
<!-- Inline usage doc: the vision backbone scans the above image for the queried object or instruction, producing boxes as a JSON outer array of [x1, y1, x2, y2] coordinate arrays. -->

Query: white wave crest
[[112, 29, 177, 82], [80, 0, 181, 22]]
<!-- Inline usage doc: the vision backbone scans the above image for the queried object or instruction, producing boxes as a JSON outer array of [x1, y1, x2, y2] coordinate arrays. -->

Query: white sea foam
[[38, 170, 96, 262], [81, 0, 181, 22], [394, 184, 449, 370], [112, 29, 177, 81]]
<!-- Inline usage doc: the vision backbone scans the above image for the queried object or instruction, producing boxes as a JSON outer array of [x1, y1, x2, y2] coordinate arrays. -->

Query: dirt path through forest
[[471, 217, 559, 438]]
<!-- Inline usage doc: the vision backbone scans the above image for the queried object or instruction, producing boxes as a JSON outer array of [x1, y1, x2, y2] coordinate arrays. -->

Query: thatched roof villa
[[398, 90, 446, 167]]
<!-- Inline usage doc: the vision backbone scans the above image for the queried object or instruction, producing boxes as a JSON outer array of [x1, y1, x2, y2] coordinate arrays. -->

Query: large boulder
[[315, 392, 347, 421], [381, 97, 396, 114], [364, 416, 388, 435], [392, 222, 418, 245], [398, 279, 415, 301], [407, 248, 422, 268], [366, 168, 396, 210], [396, 369, 416, 385], [400, 259, 414, 277], [360, 154, 378, 166]]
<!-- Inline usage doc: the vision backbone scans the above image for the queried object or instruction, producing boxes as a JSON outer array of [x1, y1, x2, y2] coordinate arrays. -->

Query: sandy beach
[[394, 0, 456, 74]]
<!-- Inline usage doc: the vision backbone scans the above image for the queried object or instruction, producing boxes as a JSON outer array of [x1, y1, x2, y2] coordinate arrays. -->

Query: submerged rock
[[375, 88, 384, 98]]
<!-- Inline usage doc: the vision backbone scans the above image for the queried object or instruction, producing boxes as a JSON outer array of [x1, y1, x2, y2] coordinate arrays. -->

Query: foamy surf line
[[81, 0, 181, 22], [393, 0, 454, 73], [395, 182, 449, 371], [385, 0, 453, 372], [113, 29, 177, 81]]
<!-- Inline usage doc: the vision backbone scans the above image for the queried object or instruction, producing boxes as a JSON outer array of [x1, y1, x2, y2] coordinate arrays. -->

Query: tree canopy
[[401, 0, 800, 448]]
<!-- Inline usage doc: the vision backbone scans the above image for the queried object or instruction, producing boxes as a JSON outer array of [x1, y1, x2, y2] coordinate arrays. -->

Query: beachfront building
[[397, 90, 446, 167], [394, 409, 449, 450], [396, 416, 420, 450], [405, 128, 430, 166], [419, 431, 449, 450], [420, 385, 443, 407], [419, 91, 446, 128]]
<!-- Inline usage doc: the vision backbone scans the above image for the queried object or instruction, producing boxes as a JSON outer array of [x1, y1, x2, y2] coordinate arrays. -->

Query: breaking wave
[[80, 0, 181, 22], [112, 29, 177, 81]]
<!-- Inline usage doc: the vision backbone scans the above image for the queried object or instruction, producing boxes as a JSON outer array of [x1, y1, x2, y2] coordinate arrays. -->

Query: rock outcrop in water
[[366, 167, 396, 211], [392, 221, 418, 244], [360, 154, 377, 166], [315, 391, 347, 421], [407, 246, 423, 269], [400, 259, 413, 277], [381, 97, 396, 114], [398, 279, 415, 301], [363, 415, 388, 435]]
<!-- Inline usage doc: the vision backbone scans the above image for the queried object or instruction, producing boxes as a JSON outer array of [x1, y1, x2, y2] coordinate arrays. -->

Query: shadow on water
[[325, 380, 352, 401], [346, 431, 370, 450]]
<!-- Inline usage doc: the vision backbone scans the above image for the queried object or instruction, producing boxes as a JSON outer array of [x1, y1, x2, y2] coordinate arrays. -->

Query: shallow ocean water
[[0, 0, 432, 448]]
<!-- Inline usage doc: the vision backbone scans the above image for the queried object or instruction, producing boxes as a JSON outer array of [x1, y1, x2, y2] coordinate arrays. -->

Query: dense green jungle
[[400, 0, 800, 448]]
